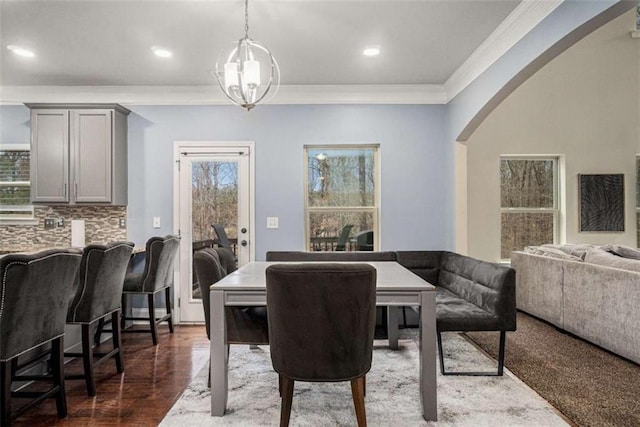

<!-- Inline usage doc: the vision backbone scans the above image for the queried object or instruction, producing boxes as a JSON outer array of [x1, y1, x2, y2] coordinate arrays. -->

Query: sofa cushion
[[602, 244, 640, 260], [584, 247, 640, 273], [523, 246, 583, 261], [435, 288, 501, 331], [541, 243, 594, 260]]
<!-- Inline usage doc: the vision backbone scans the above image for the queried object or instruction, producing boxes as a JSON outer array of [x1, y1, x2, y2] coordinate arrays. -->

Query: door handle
[[240, 240, 248, 247]]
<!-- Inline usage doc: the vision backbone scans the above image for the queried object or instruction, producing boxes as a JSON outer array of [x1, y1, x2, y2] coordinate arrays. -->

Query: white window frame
[[0, 144, 36, 225], [500, 155, 560, 261], [303, 144, 380, 251]]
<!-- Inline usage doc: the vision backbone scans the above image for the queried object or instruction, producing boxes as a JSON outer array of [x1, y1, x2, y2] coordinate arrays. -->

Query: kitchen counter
[[0, 245, 145, 255]]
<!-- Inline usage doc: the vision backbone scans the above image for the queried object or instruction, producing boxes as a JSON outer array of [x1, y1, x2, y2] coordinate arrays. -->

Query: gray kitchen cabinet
[[28, 104, 130, 205]]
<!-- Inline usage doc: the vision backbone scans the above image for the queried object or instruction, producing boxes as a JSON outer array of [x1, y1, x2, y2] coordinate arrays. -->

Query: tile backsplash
[[1, 206, 127, 248]]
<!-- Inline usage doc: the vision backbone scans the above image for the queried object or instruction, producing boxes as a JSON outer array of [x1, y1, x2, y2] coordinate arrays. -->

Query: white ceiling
[[1, 0, 522, 89]]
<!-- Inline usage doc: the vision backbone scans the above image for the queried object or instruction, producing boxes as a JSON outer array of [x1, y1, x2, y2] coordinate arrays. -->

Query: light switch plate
[[119, 218, 127, 228], [153, 217, 161, 228], [266, 217, 279, 229]]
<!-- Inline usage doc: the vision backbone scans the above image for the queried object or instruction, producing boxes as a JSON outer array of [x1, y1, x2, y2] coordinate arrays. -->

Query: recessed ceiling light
[[152, 46, 172, 58], [7, 45, 35, 58], [363, 47, 380, 57]]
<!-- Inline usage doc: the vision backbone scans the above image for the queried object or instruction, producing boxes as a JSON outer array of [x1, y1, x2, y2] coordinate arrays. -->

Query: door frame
[[172, 140, 255, 324]]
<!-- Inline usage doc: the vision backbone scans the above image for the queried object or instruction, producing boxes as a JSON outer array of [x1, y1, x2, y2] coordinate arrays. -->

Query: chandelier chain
[[244, 0, 249, 37]]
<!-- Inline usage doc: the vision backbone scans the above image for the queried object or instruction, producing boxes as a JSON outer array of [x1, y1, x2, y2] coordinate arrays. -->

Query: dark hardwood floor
[[12, 325, 209, 426]]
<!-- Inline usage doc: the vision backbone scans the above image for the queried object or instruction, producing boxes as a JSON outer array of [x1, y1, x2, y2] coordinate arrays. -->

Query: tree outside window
[[500, 158, 558, 259], [0, 146, 34, 220], [305, 146, 379, 251]]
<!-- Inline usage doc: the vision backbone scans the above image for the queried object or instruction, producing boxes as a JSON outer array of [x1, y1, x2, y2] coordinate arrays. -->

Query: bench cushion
[[395, 251, 443, 284], [436, 288, 501, 332], [439, 252, 516, 332]]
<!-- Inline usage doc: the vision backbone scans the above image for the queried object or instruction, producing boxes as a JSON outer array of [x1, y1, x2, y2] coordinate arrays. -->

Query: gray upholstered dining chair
[[193, 248, 268, 387], [121, 235, 180, 345], [266, 263, 377, 427], [193, 248, 268, 343], [65, 241, 134, 396], [0, 248, 82, 425]]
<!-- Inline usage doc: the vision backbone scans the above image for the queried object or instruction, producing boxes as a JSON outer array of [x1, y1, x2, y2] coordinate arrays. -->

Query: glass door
[[177, 144, 252, 323]]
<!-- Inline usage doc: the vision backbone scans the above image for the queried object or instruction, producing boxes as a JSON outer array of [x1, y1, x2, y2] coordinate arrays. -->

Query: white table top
[[211, 261, 436, 292]]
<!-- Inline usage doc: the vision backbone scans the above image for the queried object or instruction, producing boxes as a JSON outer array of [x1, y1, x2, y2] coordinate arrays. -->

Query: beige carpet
[[466, 311, 640, 427]]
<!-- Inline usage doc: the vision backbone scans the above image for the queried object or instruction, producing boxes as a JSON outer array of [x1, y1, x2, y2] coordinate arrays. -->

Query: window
[[500, 157, 558, 259], [0, 144, 34, 221], [304, 145, 379, 251]]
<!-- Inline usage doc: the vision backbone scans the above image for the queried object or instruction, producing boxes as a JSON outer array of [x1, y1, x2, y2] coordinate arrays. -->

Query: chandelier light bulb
[[214, 0, 280, 111]]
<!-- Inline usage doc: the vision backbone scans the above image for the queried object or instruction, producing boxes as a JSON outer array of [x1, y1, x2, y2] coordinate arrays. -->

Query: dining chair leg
[[350, 375, 367, 427], [279, 376, 295, 427], [51, 337, 68, 418], [112, 310, 124, 373], [81, 324, 96, 396], [148, 294, 158, 345], [1, 360, 11, 425], [165, 287, 174, 334]]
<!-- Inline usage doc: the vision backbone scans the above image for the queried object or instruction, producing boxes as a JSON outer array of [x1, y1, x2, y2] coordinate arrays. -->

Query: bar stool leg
[[121, 294, 128, 330], [81, 324, 96, 396], [112, 310, 124, 373], [51, 337, 68, 417], [165, 287, 174, 334], [148, 294, 158, 345], [1, 360, 11, 425]]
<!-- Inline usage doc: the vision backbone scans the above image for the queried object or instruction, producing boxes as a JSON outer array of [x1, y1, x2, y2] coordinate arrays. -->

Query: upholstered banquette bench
[[266, 250, 516, 376], [395, 251, 516, 375]]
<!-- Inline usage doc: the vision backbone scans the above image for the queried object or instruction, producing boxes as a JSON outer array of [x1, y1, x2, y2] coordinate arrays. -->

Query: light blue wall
[[127, 105, 450, 259]]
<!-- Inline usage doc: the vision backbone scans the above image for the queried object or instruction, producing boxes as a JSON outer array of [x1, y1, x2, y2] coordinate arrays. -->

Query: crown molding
[[0, 84, 447, 106], [445, 0, 563, 102], [0, 1, 566, 106]]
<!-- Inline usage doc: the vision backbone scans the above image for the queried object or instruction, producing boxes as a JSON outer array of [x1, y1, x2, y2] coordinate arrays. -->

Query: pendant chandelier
[[214, 0, 280, 111]]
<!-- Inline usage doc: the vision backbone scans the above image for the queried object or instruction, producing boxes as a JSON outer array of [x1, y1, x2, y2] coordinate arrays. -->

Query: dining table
[[209, 260, 438, 421]]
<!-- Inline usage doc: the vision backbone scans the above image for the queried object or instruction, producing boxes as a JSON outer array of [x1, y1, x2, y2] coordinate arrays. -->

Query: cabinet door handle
[[74, 183, 78, 198], [64, 183, 67, 198]]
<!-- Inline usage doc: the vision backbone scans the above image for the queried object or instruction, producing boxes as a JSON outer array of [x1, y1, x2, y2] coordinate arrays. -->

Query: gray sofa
[[512, 246, 640, 364], [266, 250, 517, 375]]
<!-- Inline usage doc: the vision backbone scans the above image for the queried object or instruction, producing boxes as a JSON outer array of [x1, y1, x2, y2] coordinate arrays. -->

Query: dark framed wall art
[[579, 174, 625, 232]]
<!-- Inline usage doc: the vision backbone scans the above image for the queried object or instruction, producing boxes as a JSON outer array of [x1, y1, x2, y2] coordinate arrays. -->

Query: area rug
[[161, 331, 568, 426]]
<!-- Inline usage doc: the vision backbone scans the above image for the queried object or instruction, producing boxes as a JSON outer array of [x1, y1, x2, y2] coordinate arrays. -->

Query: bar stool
[[121, 235, 180, 345], [0, 248, 82, 425], [65, 241, 134, 396]]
